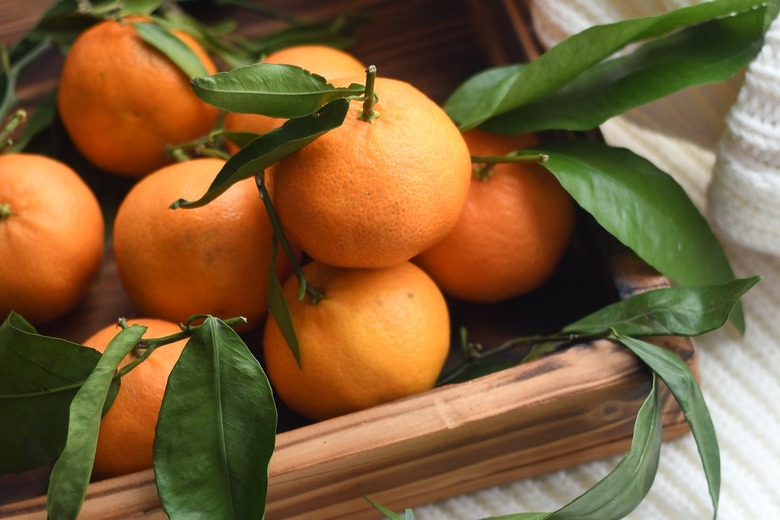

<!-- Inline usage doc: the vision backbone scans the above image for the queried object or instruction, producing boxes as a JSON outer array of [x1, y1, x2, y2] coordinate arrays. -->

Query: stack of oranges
[[1, 16, 575, 478]]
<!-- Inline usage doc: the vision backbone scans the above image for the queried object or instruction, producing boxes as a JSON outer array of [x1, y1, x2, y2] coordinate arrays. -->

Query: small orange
[[415, 129, 576, 303], [57, 17, 219, 177], [83, 318, 186, 479], [263, 260, 450, 421], [269, 76, 472, 268], [0, 153, 104, 324], [112, 158, 290, 328], [223, 45, 366, 153]]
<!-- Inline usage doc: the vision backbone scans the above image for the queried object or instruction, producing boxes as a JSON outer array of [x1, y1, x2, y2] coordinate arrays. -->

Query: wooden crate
[[0, 0, 695, 518]]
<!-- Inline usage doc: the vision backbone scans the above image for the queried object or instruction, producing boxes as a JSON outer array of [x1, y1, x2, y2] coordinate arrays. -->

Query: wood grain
[[0, 0, 696, 518]]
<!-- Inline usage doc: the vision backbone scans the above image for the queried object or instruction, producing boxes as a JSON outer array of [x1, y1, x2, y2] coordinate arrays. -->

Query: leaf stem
[[255, 173, 325, 303], [471, 152, 548, 180], [358, 65, 379, 122], [0, 203, 12, 221], [1, 40, 52, 124], [0, 109, 26, 150], [116, 315, 247, 378], [436, 330, 599, 386]]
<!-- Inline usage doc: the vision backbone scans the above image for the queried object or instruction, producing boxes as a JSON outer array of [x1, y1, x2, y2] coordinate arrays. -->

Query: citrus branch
[[115, 315, 247, 377], [436, 329, 601, 386], [470, 153, 549, 164], [471, 152, 549, 180], [0, 109, 26, 151], [254, 172, 325, 303]]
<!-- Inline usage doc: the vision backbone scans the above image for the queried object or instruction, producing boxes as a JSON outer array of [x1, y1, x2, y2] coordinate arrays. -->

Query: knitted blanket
[[417, 2, 780, 518]]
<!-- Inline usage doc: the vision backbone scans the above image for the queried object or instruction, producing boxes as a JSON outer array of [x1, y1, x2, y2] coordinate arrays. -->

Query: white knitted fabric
[[708, 16, 780, 255], [417, 2, 780, 519]]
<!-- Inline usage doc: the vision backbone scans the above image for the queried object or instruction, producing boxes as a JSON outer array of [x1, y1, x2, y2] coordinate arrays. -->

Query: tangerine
[[415, 129, 576, 303], [57, 17, 219, 177], [263, 260, 450, 421], [83, 318, 186, 479], [112, 158, 290, 328], [269, 76, 472, 268], [0, 153, 104, 324]]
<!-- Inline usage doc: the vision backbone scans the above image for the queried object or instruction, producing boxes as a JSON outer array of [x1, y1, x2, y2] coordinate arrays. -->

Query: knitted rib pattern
[[708, 15, 780, 255]]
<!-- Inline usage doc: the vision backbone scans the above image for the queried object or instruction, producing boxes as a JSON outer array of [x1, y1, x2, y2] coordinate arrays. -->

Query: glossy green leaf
[[156, 9, 253, 69], [46, 325, 146, 520], [0, 312, 109, 474], [266, 244, 301, 367], [171, 98, 350, 209], [615, 335, 720, 517], [154, 317, 276, 520], [133, 21, 209, 79], [28, 0, 163, 45], [533, 139, 743, 333], [445, 0, 775, 130], [191, 62, 363, 117], [550, 374, 662, 518], [220, 130, 262, 149], [564, 277, 759, 337], [481, 9, 767, 133], [481, 377, 662, 520], [363, 492, 416, 520]]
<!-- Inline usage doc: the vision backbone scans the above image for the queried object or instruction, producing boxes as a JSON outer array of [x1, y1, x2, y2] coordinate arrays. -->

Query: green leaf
[[532, 139, 743, 332], [28, 1, 163, 46], [171, 98, 350, 209], [46, 324, 146, 520], [154, 317, 276, 520], [362, 492, 416, 520], [615, 335, 720, 517], [564, 277, 759, 337], [133, 21, 209, 79], [267, 252, 301, 367], [220, 130, 262, 149], [481, 376, 662, 520], [191, 62, 363, 117], [0, 312, 109, 474], [481, 9, 767, 133], [444, 0, 774, 129]]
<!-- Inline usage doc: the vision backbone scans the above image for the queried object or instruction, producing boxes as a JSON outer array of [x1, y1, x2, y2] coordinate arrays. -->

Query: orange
[[83, 318, 186, 479], [415, 129, 576, 303], [0, 153, 104, 324], [263, 260, 450, 421], [57, 17, 219, 178], [269, 76, 472, 268], [223, 45, 365, 153], [112, 158, 291, 328]]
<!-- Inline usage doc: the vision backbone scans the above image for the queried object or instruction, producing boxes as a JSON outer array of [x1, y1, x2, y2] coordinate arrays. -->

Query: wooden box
[[0, 0, 695, 518]]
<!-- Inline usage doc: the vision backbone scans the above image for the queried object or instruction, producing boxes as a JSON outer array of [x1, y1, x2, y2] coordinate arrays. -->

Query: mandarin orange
[[0, 153, 104, 324], [269, 76, 472, 268], [112, 158, 290, 328], [57, 17, 219, 177], [83, 318, 186, 479], [263, 260, 450, 420], [415, 129, 576, 302]]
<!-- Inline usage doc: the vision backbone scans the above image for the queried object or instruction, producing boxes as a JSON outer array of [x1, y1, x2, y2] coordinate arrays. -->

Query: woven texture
[[418, 1, 780, 518]]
